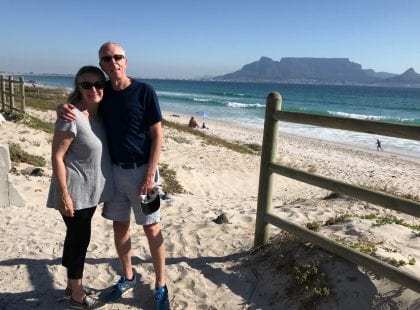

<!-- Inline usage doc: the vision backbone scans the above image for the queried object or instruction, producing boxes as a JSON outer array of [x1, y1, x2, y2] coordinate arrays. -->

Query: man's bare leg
[[143, 222, 166, 287], [113, 220, 133, 280]]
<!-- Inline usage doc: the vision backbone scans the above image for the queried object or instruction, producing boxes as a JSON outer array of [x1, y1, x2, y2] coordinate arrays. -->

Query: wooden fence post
[[0, 75, 5, 111], [19, 76, 25, 112], [254, 92, 282, 247], [8, 76, 14, 111]]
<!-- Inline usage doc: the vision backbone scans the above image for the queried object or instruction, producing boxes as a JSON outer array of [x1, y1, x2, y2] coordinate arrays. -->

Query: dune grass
[[25, 86, 68, 111], [162, 119, 259, 155], [159, 163, 185, 194], [2, 111, 54, 134], [8, 142, 46, 167]]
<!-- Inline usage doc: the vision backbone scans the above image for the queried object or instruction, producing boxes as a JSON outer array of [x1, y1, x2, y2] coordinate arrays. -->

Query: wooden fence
[[0, 75, 26, 113], [254, 92, 420, 293]]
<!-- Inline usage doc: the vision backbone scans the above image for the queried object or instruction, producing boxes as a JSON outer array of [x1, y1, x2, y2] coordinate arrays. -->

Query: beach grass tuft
[[20, 114, 54, 133], [335, 236, 378, 255], [324, 213, 352, 226], [306, 221, 321, 231], [159, 163, 185, 194], [248, 232, 333, 308], [8, 142, 46, 167], [360, 213, 420, 231], [290, 261, 331, 308], [3, 110, 54, 134], [162, 119, 257, 155], [25, 86, 68, 111]]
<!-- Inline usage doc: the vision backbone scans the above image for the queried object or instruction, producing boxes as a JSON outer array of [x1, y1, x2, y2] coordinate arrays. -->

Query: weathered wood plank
[[274, 110, 420, 141], [269, 163, 420, 217]]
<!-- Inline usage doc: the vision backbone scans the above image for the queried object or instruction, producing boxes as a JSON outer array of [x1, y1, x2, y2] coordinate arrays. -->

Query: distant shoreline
[[2, 72, 420, 88]]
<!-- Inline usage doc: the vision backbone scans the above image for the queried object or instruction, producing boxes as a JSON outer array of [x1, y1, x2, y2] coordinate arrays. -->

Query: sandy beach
[[0, 108, 419, 309]]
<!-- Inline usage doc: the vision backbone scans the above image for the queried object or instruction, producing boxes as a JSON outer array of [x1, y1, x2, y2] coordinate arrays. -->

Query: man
[[376, 139, 383, 151], [188, 116, 198, 128], [59, 42, 169, 309]]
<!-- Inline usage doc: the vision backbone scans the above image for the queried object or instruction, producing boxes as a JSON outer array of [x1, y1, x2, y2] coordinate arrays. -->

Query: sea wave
[[157, 91, 199, 98], [227, 102, 265, 108], [221, 92, 250, 98], [157, 90, 265, 109], [158, 91, 221, 105], [327, 111, 420, 124], [329, 111, 387, 120], [193, 98, 214, 102]]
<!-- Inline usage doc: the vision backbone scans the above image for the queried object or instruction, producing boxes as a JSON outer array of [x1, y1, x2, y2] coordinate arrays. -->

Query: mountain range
[[212, 57, 420, 86]]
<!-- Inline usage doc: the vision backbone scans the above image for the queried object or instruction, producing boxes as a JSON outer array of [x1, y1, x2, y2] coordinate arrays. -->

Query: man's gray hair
[[98, 41, 126, 57]]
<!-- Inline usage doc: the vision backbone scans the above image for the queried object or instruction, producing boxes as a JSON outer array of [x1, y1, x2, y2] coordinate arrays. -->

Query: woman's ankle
[[71, 291, 86, 303], [70, 282, 85, 302]]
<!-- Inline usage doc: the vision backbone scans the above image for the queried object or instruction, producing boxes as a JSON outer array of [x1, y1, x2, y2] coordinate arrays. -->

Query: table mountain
[[213, 57, 396, 84]]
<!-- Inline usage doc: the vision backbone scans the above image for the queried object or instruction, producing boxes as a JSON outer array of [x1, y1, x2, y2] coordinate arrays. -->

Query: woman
[[47, 66, 113, 309]]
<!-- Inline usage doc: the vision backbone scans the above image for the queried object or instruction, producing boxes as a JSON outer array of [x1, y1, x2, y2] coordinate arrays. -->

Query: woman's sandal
[[65, 287, 95, 297], [69, 295, 106, 309]]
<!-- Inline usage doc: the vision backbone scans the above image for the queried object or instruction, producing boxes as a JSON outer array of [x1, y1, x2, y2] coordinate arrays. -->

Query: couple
[[46, 42, 169, 309]]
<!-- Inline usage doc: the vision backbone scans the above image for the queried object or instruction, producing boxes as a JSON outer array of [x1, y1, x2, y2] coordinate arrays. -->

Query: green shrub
[[159, 163, 185, 194], [8, 143, 46, 167], [306, 221, 321, 231]]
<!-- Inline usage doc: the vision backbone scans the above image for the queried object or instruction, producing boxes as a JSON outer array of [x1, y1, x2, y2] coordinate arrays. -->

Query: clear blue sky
[[1, 0, 419, 79]]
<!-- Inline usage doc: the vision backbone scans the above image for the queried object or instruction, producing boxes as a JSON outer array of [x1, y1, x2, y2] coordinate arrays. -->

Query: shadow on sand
[[1, 250, 417, 309]]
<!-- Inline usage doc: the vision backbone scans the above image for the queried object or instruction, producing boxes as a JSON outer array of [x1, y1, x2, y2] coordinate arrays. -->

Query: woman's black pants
[[61, 207, 96, 279]]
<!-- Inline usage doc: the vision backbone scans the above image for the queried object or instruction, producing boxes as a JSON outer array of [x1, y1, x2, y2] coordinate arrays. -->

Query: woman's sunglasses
[[79, 81, 106, 90]]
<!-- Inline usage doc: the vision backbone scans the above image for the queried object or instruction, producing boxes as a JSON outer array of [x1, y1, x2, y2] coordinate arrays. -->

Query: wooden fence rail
[[254, 92, 420, 293], [0, 75, 25, 113]]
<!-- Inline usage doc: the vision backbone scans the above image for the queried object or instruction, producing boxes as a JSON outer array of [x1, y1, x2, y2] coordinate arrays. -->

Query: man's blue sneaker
[[154, 285, 170, 310], [103, 270, 137, 303]]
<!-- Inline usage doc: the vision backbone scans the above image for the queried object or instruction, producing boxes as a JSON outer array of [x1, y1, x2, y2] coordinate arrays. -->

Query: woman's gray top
[[46, 109, 114, 210]]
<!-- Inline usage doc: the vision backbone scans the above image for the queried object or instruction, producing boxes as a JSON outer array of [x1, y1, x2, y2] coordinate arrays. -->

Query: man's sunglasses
[[100, 54, 125, 62], [78, 81, 106, 90]]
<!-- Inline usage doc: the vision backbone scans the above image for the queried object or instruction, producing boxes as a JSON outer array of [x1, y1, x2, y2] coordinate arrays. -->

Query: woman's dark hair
[[67, 66, 106, 104]]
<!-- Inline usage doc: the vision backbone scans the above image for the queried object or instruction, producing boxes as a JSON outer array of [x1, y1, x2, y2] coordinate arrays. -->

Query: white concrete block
[[0, 144, 25, 207]]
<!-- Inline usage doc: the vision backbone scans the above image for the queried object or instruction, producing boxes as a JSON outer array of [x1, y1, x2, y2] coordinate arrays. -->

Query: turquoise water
[[21, 74, 420, 157]]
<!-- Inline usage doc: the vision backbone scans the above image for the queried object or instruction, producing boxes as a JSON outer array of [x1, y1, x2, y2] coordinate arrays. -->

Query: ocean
[[21, 74, 420, 157]]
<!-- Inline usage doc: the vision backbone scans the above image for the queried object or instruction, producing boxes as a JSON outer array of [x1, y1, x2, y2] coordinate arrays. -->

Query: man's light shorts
[[102, 164, 160, 225]]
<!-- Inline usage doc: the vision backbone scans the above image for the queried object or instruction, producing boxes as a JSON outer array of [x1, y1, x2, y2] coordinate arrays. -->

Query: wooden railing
[[254, 92, 420, 293], [0, 75, 26, 113]]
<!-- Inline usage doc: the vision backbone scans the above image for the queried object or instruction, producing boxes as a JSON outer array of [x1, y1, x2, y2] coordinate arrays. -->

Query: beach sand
[[0, 108, 419, 309]]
